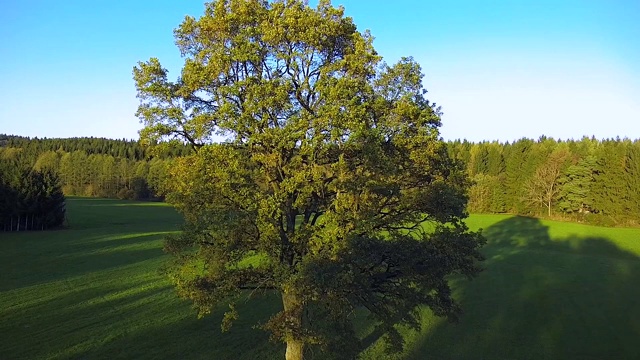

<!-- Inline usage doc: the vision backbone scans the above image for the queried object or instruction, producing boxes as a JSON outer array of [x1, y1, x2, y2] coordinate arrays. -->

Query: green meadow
[[1, 198, 639, 359]]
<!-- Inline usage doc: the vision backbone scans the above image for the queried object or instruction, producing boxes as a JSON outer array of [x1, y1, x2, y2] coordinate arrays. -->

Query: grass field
[[1, 198, 640, 359]]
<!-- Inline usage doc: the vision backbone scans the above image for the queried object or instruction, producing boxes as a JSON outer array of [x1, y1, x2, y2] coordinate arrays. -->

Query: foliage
[[468, 173, 501, 213], [133, 0, 484, 358], [523, 148, 570, 217], [558, 155, 597, 215]]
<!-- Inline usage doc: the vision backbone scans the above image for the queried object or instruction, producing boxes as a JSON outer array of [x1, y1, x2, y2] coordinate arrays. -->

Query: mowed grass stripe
[[0, 198, 281, 360], [1, 199, 640, 359]]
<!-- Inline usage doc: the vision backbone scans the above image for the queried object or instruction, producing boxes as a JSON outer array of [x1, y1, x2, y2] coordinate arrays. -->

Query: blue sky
[[1, 0, 638, 142]]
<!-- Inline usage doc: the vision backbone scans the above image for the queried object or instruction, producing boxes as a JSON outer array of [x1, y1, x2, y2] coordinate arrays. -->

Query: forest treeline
[[452, 136, 640, 226], [0, 134, 190, 161], [0, 157, 65, 231], [2, 135, 639, 226], [0, 135, 186, 201]]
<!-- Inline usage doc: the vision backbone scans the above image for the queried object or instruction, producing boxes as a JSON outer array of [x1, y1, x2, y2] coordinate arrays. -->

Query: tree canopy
[[134, 1, 485, 359]]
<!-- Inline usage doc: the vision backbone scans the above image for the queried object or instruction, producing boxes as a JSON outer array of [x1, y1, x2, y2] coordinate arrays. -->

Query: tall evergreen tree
[[591, 141, 627, 218], [558, 155, 597, 216], [504, 138, 536, 213]]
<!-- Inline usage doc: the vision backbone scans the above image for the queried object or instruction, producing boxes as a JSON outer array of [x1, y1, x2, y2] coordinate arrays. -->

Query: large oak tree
[[133, 1, 484, 359]]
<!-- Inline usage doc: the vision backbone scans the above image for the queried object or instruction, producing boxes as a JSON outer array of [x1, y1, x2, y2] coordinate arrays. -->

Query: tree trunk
[[286, 338, 304, 360], [282, 291, 304, 360]]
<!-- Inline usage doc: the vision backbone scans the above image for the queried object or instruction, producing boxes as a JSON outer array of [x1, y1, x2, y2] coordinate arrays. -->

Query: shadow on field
[[70, 292, 283, 360], [64, 197, 181, 231], [2, 233, 167, 291], [404, 216, 640, 360], [0, 277, 172, 359]]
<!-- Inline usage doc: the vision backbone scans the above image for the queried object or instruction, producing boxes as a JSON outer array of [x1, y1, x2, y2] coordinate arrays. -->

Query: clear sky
[[1, 0, 638, 142]]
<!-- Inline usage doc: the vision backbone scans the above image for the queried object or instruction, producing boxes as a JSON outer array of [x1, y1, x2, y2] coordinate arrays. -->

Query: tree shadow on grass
[[1, 270, 282, 360], [402, 216, 640, 360], [1, 233, 168, 291], [1, 279, 169, 359], [69, 291, 283, 360], [65, 197, 181, 229]]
